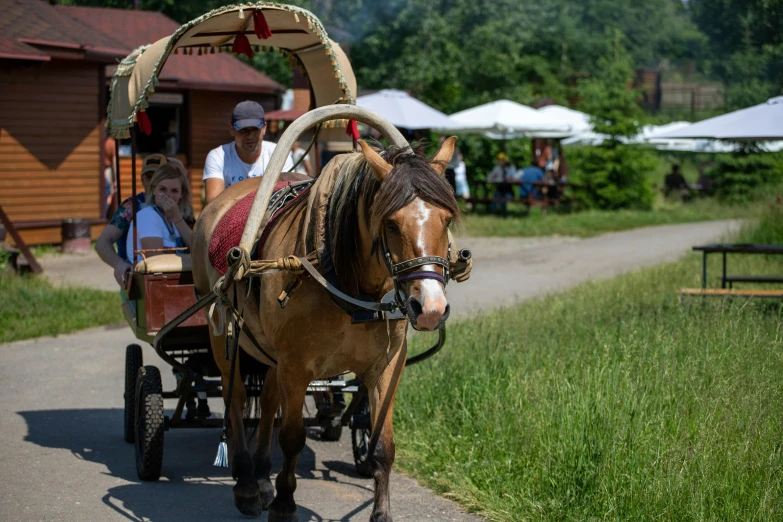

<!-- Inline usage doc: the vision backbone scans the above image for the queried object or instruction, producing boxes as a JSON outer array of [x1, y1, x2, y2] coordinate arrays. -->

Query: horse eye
[[386, 221, 399, 232]]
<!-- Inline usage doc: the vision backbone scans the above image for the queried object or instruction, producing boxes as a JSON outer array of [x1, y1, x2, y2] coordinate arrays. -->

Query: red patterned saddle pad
[[208, 180, 311, 274]]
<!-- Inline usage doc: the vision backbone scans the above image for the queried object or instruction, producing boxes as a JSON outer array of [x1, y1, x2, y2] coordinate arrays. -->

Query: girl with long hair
[[126, 161, 194, 263]]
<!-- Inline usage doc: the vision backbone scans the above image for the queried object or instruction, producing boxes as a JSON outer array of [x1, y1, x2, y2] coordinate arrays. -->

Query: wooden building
[[0, 0, 283, 245]]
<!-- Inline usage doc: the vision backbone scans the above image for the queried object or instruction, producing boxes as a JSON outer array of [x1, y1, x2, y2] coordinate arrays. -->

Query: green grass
[[461, 196, 764, 238], [398, 209, 783, 521], [0, 273, 124, 344]]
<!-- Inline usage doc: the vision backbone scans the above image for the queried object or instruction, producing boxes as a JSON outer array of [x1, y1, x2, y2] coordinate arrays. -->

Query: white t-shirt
[[291, 148, 310, 175], [126, 206, 182, 263], [203, 141, 294, 188]]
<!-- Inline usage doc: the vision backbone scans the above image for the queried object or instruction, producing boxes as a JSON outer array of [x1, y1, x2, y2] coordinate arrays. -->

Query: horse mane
[[327, 143, 461, 297]]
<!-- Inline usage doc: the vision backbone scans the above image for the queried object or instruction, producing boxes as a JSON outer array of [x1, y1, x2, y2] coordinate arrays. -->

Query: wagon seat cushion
[[134, 253, 192, 274], [208, 174, 313, 275]]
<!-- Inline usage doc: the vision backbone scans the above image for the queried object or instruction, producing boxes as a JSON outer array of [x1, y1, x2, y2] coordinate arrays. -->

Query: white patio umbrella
[[355, 89, 457, 130], [536, 105, 593, 137], [562, 121, 692, 149], [443, 99, 570, 137], [653, 96, 783, 140], [563, 120, 783, 152]]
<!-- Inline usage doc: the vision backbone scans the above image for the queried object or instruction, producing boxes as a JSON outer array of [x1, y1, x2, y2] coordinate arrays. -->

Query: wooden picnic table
[[692, 243, 783, 290], [464, 179, 580, 213]]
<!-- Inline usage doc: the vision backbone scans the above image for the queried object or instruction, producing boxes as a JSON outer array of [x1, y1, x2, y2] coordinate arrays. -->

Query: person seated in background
[[96, 154, 171, 287], [664, 164, 689, 200], [126, 162, 194, 264], [487, 152, 516, 215], [518, 162, 546, 201], [545, 168, 562, 202]]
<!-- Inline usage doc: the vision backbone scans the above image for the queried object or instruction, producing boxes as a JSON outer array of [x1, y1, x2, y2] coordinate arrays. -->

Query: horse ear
[[358, 140, 393, 181], [431, 136, 457, 176]]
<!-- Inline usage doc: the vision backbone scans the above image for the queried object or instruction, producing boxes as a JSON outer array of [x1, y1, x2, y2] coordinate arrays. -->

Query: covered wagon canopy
[[107, 2, 357, 139]]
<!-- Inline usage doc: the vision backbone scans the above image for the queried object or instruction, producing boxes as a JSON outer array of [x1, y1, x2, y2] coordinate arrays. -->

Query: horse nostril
[[406, 296, 423, 318]]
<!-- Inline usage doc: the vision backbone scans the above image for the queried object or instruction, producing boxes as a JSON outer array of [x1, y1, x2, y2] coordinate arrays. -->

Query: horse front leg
[[268, 366, 310, 522], [367, 341, 408, 522], [254, 366, 280, 509], [211, 332, 262, 517]]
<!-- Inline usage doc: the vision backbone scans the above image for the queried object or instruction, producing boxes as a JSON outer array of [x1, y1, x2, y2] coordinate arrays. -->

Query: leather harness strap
[[390, 255, 449, 275], [397, 270, 446, 285], [298, 257, 397, 314]]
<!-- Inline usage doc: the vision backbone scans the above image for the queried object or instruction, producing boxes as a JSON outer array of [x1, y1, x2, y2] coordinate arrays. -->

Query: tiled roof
[[0, 36, 49, 61], [0, 0, 127, 58], [58, 5, 283, 94], [265, 108, 307, 121]]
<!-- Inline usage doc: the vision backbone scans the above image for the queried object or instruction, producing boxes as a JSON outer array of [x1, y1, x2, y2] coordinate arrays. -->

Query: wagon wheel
[[135, 365, 164, 481], [350, 393, 373, 477], [123, 344, 143, 443]]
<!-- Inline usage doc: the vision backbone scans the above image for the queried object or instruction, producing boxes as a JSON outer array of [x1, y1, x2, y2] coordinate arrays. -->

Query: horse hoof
[[268, 503, 297, 522], [268, 510, 298, 522], [370, 513, 393, 522], [234, 493, 263, 517], [258, 480, 275, 509]]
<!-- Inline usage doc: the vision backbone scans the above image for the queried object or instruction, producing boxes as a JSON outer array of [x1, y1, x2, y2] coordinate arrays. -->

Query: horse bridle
[[378, 231, 451, 327]]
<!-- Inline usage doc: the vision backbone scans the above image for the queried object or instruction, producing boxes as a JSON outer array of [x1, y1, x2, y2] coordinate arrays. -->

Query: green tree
[[688, 0, 783, 108], [570, 32, 656, 210]]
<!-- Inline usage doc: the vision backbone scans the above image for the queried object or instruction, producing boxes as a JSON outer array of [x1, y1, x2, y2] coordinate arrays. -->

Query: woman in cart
[[126, 162, 194, 264]]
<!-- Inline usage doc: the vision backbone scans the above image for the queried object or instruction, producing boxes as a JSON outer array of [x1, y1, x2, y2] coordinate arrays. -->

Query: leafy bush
[[569, 145, 657, 210], [706, 152, 783, 203]]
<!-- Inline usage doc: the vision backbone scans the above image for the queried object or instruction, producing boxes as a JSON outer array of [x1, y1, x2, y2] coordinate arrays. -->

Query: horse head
[[359, 137, 460, 331]]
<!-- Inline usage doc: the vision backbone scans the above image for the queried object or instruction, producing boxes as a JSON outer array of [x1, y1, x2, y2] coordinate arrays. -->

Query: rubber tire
[[351, 396, 373, 478], [124, 344, 143, 443], [135, 365, 164, 481], [321, 418, 343, 442]]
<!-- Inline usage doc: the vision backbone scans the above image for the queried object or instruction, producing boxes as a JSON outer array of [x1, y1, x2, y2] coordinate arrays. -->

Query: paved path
[[2, 220, 740, 522], [449, 220, 742, 317]]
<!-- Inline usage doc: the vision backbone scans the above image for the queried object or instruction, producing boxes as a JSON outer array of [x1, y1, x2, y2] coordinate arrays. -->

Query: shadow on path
[[18, 409, 372, 521]]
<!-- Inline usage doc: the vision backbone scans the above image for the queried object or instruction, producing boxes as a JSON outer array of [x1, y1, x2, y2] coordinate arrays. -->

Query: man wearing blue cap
[[203, 100, 294, 205]]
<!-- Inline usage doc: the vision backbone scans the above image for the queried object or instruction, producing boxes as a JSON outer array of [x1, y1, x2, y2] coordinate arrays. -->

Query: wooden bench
[[692, 243, 783, 290], [464, 181, 573, 215], [679, 243, 783, 301], [678, 288, 783, 298], [724, 275, 783, 287]]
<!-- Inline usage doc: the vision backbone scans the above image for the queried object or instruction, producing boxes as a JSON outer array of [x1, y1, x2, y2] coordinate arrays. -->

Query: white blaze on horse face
[[410, 199, 447, 330]]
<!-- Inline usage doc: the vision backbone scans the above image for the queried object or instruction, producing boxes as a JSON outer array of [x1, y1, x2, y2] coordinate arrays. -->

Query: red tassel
[[137, 111, 152, 136], [346, 120, 359, 147], [253, 10, 273, 39], [231, 33, 254, 59]]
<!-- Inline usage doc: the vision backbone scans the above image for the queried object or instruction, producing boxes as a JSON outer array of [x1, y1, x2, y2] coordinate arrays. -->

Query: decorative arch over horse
[[191, 105, 471, 521]]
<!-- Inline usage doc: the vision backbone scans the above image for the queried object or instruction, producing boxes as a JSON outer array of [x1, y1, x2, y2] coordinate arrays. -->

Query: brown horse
[[191, 137, 460, 521]]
